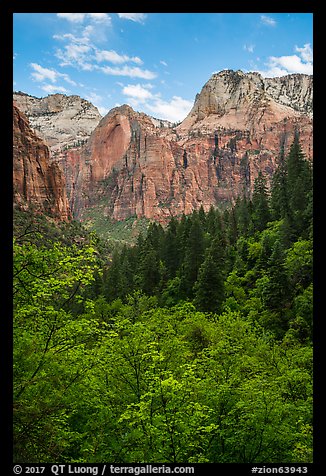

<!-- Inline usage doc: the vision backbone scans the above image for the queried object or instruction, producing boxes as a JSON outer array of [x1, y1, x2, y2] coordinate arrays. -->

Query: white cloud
[[56, 43, 92, 68], [160, 60, 168, 67], [85, 92, 103, 103], [145, 96, 193, 122], [54, 32, 147, 74], [271, 55, 312, 74], [244, 44, 255, 53], [87, 13, 111, 23], [101, 65, 157, 80], [81, 25, 94, 39], [30, 63, 58, 82], [57, 13, 111, 24], [54, 30, 96, 70], [30, 63, 77, 86], [61, 74, 77, 86], [117, 13, 147, 23], [260, 48, 313, 77], [260, 15, 276, 27], [295, 43, 313, 63], [95, 50, 143, 65], [57, 13, 86, 23], [41, 84, 68, 94], [53, 32, 90, 45], [122, 83, 154, 102], [121, 82, 192, 122]]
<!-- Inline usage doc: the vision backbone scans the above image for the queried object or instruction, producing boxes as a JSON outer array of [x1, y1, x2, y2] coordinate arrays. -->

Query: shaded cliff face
[[13, 104, 71, 221], [13, 92, 102, 154], [71, 70, 312, 223]]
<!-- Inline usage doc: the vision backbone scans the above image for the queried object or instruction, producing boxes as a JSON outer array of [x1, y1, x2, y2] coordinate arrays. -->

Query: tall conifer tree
[[251, 171, 271, 232], [194, 237, 225, 313], [180, 215, 205, 298]]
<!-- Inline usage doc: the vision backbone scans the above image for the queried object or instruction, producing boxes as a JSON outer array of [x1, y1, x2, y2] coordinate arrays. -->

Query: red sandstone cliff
[[13, 104, 71, 221], [70, 71, 312, 223]]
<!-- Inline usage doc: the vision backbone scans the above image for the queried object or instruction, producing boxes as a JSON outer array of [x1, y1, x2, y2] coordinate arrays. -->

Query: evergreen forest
[[13, 137, 313, 463]]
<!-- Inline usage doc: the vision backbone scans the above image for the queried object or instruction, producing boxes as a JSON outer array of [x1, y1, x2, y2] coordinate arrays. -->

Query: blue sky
[[13, 13, 313, 122]]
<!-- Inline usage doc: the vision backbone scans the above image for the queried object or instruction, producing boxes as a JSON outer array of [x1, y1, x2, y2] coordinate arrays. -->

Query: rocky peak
[[180, 69, 265, 127], [14, 69, 312, 225], [13, 92, 102, 153], [180, 70, 312, 131]]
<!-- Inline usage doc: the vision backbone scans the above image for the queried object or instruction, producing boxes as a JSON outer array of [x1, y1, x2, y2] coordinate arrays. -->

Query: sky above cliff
[[13, 12, 313, 122]]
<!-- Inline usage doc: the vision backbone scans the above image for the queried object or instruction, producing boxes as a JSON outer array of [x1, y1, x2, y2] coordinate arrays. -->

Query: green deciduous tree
[[13, 239, 102, 462]]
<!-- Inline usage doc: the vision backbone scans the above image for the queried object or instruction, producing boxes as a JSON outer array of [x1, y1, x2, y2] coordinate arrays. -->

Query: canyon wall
[[13, 104, 71, 220]]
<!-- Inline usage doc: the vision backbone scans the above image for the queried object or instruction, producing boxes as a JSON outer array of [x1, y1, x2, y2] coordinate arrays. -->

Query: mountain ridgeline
[[13, 69, 312, 224]]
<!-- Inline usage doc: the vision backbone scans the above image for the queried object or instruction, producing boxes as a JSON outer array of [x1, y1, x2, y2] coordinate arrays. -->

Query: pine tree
[[145, 222, 164, 252], [104, 250, 122, 301], [194, 237, 225, 313], [119, 246, 136, 297], [206, 206, 224, 238], [264, 240, 290, 311], [177, 214, 192, 265], [285, 135, 312, 239], [235, 196, 252, 236], [271, 152, 288, 221], [137, 246, 161, 296], [206, 206, 217, 236], [198, 205, 206, 227], [223, 207, 238, 245], [179, 215, 205, 299], [161, 216, 180, 278], [251, 171, 271, 232]]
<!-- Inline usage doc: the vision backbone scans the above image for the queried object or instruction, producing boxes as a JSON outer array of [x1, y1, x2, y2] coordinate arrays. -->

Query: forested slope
[[13, 136, 313, 463]]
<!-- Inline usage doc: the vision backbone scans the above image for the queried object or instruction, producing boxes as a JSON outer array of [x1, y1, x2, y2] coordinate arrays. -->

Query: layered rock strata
[[70, 70, 312, 222], [14, 70, 312, 223], [13, 92, 102, 153], [13, 104, 71, 220]]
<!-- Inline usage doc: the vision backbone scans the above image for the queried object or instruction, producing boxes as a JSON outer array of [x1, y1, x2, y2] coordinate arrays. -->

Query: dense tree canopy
[[13, 137, 313, 463]]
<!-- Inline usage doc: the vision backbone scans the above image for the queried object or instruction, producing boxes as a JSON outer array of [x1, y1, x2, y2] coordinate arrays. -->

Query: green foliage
[[13, 239, 102, 462], [13, 136, 313, 463], [285, 240, 313, 292], [14, 245, 313, 463]]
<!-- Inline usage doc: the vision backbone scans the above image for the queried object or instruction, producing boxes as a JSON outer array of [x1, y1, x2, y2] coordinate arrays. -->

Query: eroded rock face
[[178, 70, 313, 137], [74, 105, 184, 221], [71, 71, 312, 223], [13, 92, 102, 153], [13, 104, 71, 221], [264, 74, 313, 116]]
